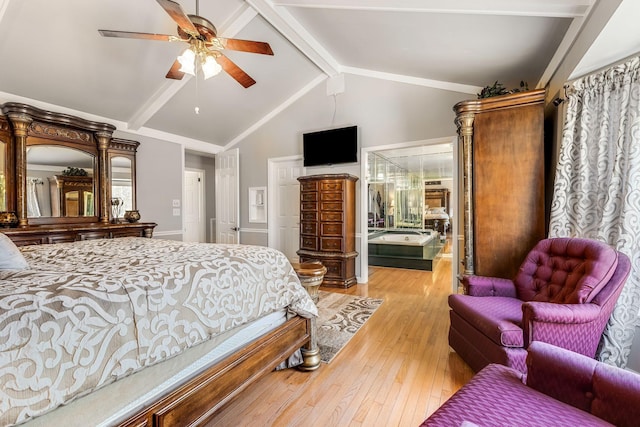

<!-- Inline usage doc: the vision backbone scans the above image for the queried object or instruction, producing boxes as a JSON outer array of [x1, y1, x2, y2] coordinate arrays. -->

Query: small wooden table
[[292, 261, 327, 303]]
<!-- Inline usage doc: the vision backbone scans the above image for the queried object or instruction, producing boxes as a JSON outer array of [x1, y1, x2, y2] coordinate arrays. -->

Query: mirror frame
[[0, 103, 139, 227], [0, 116, 15, 213]]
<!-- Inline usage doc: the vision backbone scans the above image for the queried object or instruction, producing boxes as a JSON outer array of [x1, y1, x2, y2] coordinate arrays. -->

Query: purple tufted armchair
[[448, 238, 630, 373]]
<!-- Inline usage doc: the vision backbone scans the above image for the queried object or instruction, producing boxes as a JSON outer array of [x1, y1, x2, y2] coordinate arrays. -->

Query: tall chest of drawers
[[297, 174, 358, 288]]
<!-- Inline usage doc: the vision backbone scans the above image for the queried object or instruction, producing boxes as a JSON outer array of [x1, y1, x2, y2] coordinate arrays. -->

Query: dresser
[[3, 222, 157, 247], [454, 89, 546, 279], [297, 174, 358, 288]]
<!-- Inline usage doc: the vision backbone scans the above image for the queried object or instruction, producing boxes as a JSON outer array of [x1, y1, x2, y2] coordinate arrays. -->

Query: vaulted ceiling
[[0, 0, 637, 154]]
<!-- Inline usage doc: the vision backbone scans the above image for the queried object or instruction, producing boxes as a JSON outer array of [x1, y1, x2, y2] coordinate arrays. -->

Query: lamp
[[201, 54, 222, 79], [176, 40, 222, 80], [177, 47, 196, 75]]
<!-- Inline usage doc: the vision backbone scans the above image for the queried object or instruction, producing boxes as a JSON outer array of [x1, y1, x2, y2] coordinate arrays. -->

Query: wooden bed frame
[[120, 316, 318, 427]]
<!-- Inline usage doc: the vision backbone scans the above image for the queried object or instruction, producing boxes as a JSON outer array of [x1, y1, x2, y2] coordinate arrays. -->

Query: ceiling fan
[[98, 0, 273, 88]]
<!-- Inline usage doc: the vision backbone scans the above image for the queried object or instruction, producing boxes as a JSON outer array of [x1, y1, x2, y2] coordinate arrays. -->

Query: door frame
[[267, 155, 304, 250], [183, 168, 206, 242], [359, 136, 458, 285]]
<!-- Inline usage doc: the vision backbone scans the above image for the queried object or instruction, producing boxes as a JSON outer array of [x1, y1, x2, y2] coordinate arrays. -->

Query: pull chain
[[194, 64, 200, 114]]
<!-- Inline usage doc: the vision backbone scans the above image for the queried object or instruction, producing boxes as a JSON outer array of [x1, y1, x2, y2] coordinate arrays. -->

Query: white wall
[[234, 73, 472, 276], [115, 130, 184, 240]]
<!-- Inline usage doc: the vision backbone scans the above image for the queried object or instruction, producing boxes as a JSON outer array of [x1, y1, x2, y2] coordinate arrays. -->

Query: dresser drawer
[[301, 221, 317, 235], [320, 222, 343, 236], [322, 258, 345, 279], [9, 236, 46, 247], [320, 211, 343, 222], [111, 228, 145, 238], [301, 201, 318, 211], [300, 191, 317, 202], [321, 181, 343, 191], [320, 237, 343, 252], [300, 236, 318, 251], [78, 231, 111, 240], [320, 192, 343, 202], [46, 234, 78, 244], [320, 201, 343, 211], [300, 181, 318, 192], [301, 211, 317, 221]]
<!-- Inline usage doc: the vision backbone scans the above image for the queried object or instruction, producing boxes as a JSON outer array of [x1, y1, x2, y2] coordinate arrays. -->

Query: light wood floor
[[206, 254, 474, 426]]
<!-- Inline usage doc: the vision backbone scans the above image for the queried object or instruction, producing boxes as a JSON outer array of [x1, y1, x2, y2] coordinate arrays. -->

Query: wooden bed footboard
[[118, 316, 317, 427]]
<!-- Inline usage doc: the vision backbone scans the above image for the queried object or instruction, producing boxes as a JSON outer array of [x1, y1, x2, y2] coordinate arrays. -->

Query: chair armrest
[[526, 341, 599, 412], [461, 275, 517, 297], [522, 302, 603, 353], [526, 342, 640, 427], [522, 301, 602, 324]]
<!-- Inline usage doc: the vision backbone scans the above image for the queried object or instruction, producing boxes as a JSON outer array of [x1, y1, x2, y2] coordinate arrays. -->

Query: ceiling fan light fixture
[[177, 47, 196, 75], [201, 55, 222, 79]]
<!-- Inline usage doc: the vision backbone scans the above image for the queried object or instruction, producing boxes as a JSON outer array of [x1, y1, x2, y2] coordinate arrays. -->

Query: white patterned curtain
[[26, 178, 42, 217], [549, 56, 640, 368]]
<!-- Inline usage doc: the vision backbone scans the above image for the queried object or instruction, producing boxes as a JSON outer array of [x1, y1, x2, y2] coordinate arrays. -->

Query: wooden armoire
[[454, 89, 546, 279], [297, 174, 358, 288]]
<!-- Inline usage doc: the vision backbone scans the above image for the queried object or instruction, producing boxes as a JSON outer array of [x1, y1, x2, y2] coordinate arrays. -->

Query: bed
[[0, 236, 318, 426], [424, 207, 450, 234]]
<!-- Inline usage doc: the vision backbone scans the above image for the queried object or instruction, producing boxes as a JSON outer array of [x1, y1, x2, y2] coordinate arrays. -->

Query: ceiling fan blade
[[156, 0, 198, 37], [98, 30, 176, 41], [165, 59, 185, 80], [216, 54, 256, 88], [215, 38, 274, 55]]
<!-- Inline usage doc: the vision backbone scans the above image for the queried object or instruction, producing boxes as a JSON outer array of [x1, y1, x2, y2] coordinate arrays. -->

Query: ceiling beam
[[126, 77, 192, 132], [342, 67, 481, 95], [126, 4, 259, 131], [0, 90, 223, 155], [536, 14, 589, 89], [545, 0, 623, 102], [246, 0, 341, 76], [0, 0, 10, 24], [224, 74, 327, 149], [272, 0, 593, 18]]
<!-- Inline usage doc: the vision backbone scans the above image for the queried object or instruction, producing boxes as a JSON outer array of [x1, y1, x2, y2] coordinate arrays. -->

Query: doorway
[[360, 137, 459, 286], [183, 169, 205, 242]]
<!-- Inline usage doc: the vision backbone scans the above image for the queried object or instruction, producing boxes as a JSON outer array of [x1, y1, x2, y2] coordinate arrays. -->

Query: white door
[[268, 157, 304, 261], [184, 169, 205, 242], [216, 149, 240, 244]]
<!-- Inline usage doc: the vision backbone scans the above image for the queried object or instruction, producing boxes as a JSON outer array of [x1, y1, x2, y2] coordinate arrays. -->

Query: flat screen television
[[303, 126, 358, 167]]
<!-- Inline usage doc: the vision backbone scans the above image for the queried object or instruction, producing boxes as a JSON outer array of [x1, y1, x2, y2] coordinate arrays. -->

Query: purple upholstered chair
[[422, 341, 640, 427], [448, 237, 630, 373]]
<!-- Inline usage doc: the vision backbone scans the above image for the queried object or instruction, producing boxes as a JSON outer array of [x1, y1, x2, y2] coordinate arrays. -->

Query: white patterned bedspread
[[0, 238, 317, 426]]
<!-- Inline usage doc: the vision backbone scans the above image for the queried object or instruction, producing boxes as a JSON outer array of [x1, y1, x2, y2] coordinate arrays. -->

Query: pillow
[[0, 233, 29, 270]]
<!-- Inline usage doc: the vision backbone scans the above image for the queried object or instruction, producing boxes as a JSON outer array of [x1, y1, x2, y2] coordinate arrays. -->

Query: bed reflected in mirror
[[25, 145, 96, 218]]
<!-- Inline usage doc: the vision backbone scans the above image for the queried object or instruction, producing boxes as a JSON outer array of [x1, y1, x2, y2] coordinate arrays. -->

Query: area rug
[[316, 291, 383, 363]]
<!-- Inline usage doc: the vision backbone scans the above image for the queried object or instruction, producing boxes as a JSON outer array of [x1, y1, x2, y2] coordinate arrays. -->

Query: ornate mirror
[[26, 145, 97, 220], [110, 156, 133, 211]]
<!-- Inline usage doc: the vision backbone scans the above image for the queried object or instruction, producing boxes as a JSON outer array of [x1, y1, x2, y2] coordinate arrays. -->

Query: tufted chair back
[[513, 238, 619, 304]]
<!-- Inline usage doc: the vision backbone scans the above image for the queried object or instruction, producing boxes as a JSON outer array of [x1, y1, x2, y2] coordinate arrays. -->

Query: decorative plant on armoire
[[477, 81, 529, 99]]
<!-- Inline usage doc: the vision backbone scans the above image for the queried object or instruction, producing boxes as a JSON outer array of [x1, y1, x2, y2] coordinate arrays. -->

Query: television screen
[[303, 126, 358, 167]]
